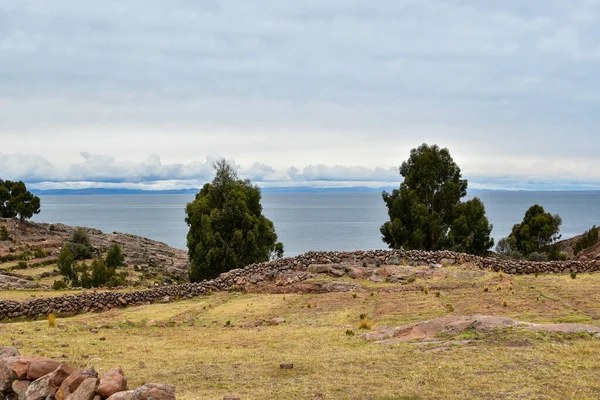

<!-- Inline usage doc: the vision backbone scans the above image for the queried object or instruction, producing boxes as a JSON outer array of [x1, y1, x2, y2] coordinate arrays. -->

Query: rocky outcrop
[[0, 218, 189, 281], [1, 249, 600, 321], [0, 348, 174, 400]]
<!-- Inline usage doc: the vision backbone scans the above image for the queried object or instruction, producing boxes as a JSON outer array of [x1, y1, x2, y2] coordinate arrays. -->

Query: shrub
[[52, 279, 67, 290], [49, 224, 56, 232], [17, 260, 27, 269], [34, 248, 46, 258], [345, 329, 355, 336], [547, 246, 568, 261], [423, 286, 429, 295], [435, 291, 441, 298], [358, 318, 373, 330], [503, 300, 508, 308], [47, 312, 57, 327], [445, 303, 455, 312], [570, 272, 577, 279], [359, 313, 368, 320], [483, 286, 489, 292], [406, 274, 417, 284], [66, 228, 93, 260], [574, 226, 599, 255], [105, 243, 125, 268], [0, 226, 10, 241], [528, 252, 547, 262]]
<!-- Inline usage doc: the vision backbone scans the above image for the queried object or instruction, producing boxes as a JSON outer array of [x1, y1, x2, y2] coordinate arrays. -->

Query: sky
[[1, 0, 600, 191]]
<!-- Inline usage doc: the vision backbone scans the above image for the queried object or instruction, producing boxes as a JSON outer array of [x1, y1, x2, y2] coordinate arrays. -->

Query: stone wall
[[2, 250, 599, 321], [0, 346, 175, 399]]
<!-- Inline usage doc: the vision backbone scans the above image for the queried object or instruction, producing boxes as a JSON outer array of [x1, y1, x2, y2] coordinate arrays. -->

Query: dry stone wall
[[2, 250, 599, 321]]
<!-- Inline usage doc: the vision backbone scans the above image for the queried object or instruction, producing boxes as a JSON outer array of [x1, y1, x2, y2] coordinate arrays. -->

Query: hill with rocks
[[0, 218, 189, 290]]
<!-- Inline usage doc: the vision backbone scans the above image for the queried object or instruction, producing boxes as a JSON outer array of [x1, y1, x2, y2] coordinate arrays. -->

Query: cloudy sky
[[1, 0, 599, 190]]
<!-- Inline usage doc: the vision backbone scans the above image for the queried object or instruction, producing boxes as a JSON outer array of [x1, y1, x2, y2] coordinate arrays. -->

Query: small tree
[[185, 159, 284, 282], [57, 246, 76, 283], [0, 180, 16, 218], [501, 204, 562, 257], [66, 228, 94, 260], [448, 198, 494, 256], [105, 243, 125, 268]]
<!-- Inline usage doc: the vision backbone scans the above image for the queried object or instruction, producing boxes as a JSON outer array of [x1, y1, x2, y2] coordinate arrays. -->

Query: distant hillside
[[557, 227, 600, 260], [0, 218, 190, 285]]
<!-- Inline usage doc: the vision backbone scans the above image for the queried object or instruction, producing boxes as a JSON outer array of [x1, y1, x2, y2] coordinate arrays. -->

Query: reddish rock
[[27, 358, 64, 380], [97, 367, 127, 397], [11, 355, 43, 380], [66, 377, 98, 400], [268, 317, 285, 326], [132, 383, 175, 400], [56, 368, 97, 400], [107, 391, 134, 400]]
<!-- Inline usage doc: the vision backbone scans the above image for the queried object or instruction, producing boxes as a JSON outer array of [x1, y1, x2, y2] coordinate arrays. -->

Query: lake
[[32, 191, 600, 256]]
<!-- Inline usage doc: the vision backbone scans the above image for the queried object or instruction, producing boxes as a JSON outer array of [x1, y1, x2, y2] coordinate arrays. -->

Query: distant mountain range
[[30, 186, 398, 195]]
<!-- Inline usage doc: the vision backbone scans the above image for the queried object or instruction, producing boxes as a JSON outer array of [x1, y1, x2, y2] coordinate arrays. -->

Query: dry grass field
[[2, 268, 600, 399]]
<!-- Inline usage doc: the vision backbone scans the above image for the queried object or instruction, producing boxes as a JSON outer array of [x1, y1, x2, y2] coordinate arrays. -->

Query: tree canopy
[[185, 159, 284, 282], [381, 143, 494, 256], [500, 204, 562, 257], [0, 180, 40, 229]]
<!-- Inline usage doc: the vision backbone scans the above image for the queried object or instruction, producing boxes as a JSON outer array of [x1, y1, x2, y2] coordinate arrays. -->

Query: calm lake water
[[32, 191, 600, 256]]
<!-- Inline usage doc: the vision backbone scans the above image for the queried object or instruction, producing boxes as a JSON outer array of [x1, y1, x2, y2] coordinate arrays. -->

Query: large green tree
[[502, 204, 562, 257], [185, 160, 284, 282], [381, 144, 494, 255], [0, 180, 40, 230], [0, 180, 16, 218]]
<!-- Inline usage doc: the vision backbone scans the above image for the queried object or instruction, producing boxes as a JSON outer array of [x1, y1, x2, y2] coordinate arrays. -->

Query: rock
[[11, 355, 43, 380], [132, 383, 175, 400], [0, 356, 20, 391], [279, 363, 293, 369], [329, 268, 345, 277], [107, 391, 134, 400], [145, 320, 157, 327], [27, 358, 64, 380], [118, 297, 127, 306], [26, 363, 74, 400], [268, 318, 285, 326], [56, 368, 97, 400], [11, 379, 31, 400], [223, 396, 241, 400], [97, 367, 127, 397], [66, 377, 98, 400], [0, 347, 20, 358]]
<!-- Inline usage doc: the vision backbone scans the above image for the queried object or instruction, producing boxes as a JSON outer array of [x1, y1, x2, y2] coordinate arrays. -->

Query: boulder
[[66, 377, 98, 400], [132, 383, 175, 400], [107, 391, 134, 400], [0, 347, 20, 358], [25, 363, 74, 400], [97, 367, 127, 397], [27, 359, 69, 381], [11, 356, 43, 380], [56, 369, 97, 400], [268, 318, 285, 326], [11, 380, 31, 400], [0, 356, 20, 391]]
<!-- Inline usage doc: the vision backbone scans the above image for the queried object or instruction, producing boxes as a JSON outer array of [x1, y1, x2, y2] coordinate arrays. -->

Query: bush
[[17, 260, 27, 269], [105, 243, 125, 268], [0, 226, 10, 241], [570, 272, 577, 279], [49, 224, 56, 232], [34, 248, 46, 258], [574, 226, 599, 256], [358, 318, 373, 330], [547, 246, 568, 261], [66, 228, 94, 260], [47, 312, 57, 327], [52, 279, 67, 290], [528, 252, 547, 262]]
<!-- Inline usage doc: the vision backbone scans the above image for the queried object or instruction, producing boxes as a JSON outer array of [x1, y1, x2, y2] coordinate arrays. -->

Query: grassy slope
[[2, 270, 600, 399]]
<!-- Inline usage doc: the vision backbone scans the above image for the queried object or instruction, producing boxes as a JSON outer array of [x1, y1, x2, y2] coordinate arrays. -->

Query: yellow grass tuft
[[47, 312, 57, 328], [358, 318, 373, 330]]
